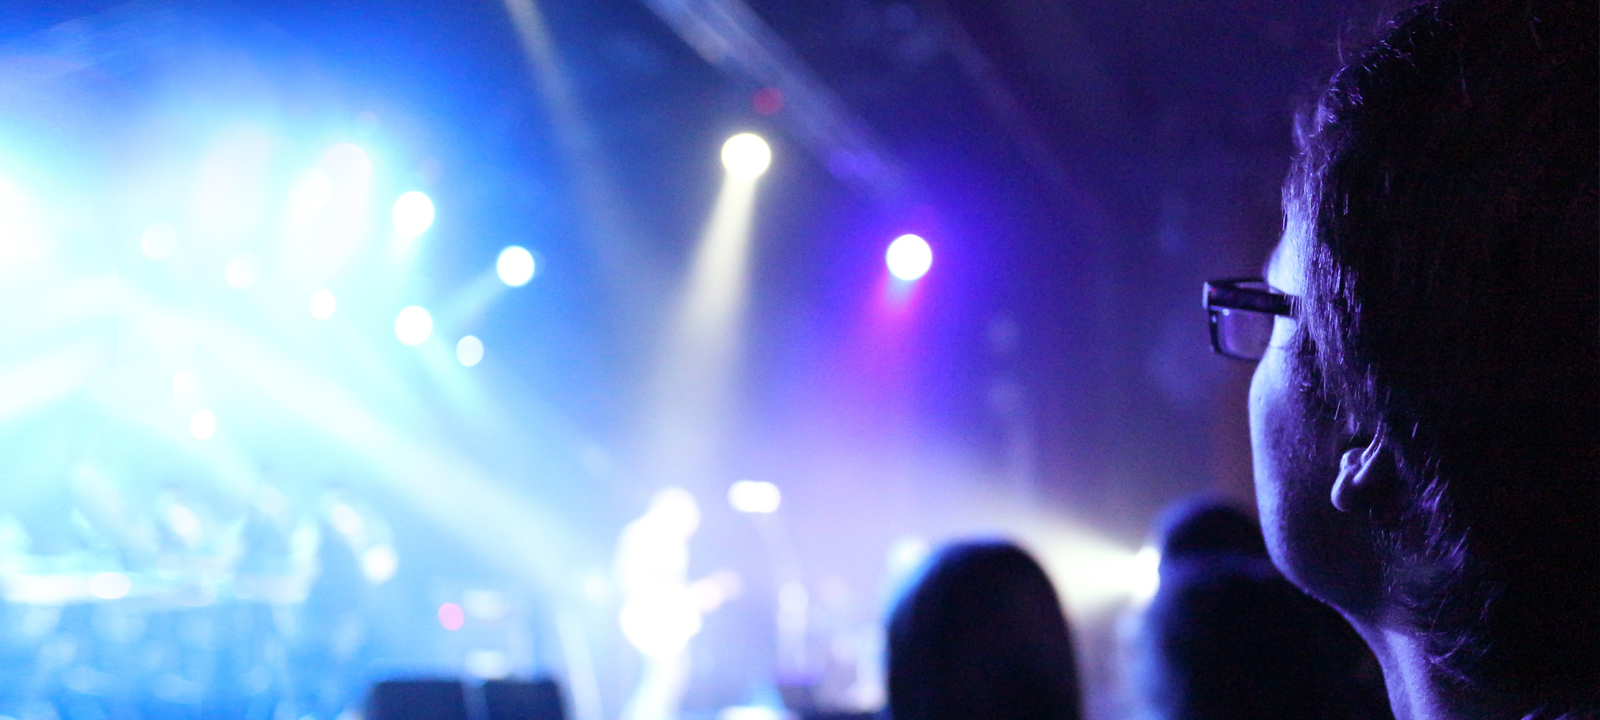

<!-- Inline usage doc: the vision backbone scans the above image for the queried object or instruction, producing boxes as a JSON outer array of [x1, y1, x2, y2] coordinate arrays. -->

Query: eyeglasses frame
[[1203, 277, 1297, 361]]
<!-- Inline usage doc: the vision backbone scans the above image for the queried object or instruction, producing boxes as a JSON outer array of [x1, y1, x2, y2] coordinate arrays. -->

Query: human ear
[[1331, 435, 1391, 513]]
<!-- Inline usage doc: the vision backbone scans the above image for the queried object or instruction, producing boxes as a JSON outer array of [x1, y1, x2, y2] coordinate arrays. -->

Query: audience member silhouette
[[885, 540, 1080, 720], [1132, 498, 1390, 720], [1222, 0, 1597, 716]]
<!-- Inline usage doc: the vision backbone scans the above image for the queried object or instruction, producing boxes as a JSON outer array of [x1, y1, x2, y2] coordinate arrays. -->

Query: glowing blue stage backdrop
[[0, 6, 625, 717]]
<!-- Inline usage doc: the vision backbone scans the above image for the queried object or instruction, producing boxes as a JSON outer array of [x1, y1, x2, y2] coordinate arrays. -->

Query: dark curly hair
[[1283, 0, 1597, 710]]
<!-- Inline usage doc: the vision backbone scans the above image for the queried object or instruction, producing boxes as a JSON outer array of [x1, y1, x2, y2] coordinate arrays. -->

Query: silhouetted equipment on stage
[[484, 679, 567, 720], [366, 679, 567, 720], [367, 680, 470, 720]]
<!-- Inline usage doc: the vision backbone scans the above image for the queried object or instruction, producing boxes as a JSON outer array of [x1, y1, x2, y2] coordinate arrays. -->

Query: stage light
[[141, 222, 178, 259], [456, 335, 484, 367], [727, 480, 780, 514], [720, 133, 771, 179], [225, 252, 260, 289], [309, 289, 337, 320], [439, 601, 465, 631], [190, 409, 216, 440], [395, 306, 433, 346], [1130, 545, 1161, 603], [886, 234, 932, 281], [361, 545, 398, 584], [392, 191, 435, 237], [496, 245, 535, 286], [887, 535, 931, 579], [89, 572, 131, 600], [172, 370, 198, 398]]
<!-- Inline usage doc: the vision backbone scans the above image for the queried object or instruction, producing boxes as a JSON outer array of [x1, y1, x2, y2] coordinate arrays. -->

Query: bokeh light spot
[[141, 223, 178, 259], [496, 246, 535, 287], [438, 602, 465, 631], [727, 480, 781, 514], [395, 306, 433, 346], [89, 572, 131, 600], [721, 133, 771, 179], [361, 545, 399, 585], [190, 409, 216, 440], [752, 87, 784, 116], [457, 335, 484, 367], [309, 289, 337, 320], [886, 234, 932, 281], [392, 191, 435, 237]]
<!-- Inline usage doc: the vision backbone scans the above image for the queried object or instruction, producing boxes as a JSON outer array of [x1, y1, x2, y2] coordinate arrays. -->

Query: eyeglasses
[[1203, 278, 1296, 361]]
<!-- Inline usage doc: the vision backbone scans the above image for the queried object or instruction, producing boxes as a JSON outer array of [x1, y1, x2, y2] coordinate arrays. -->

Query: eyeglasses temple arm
[[1204, 280, 1295, 317]]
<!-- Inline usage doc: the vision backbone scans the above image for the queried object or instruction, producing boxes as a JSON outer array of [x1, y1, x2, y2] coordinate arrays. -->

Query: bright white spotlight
[[224, 252, 260, 288], [496, 246, 536, 287], [392, 191, 435, 237], [1129, 545, 1162, 603], [727, 480, 781, 514], [361, 545, 399, 585], [887, 535, 931, 578], [89, 572, 131, 600], [141, 223, 178, 259], [395, 306, 433, 346], [720, 133, 772, 179], [190, 409, 216, 440], [457, 335, 484, 367], [309, 289, 337, 320], [886, 233, 932, 281]]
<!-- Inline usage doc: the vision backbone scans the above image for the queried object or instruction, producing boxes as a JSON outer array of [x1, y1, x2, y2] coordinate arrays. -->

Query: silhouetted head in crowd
[[886, 540, 1080, 720], [1150, 496, 1267, 559], [1134, 497, 1390, 720], [1251, 0, 1597, 716]]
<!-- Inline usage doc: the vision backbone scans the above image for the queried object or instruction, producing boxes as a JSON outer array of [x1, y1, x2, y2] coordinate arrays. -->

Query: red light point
[[752, 87, 784, 116]]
